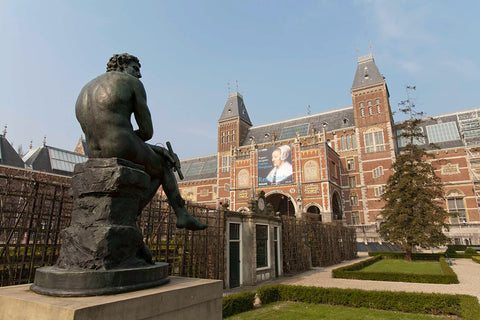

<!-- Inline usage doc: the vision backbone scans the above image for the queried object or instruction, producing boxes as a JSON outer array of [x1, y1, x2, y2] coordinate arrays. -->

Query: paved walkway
[[224, 253, 480, 301]]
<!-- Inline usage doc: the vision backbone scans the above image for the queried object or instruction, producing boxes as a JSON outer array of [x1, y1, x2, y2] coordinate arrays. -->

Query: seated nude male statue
[[75, 53, 207, 231]]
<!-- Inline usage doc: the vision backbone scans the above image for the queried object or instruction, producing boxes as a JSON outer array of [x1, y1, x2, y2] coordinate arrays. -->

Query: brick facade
[[178, 54, 480, 245]]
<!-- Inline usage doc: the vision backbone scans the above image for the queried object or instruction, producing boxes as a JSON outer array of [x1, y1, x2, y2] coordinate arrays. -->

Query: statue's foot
[[176, 210, 208, 231]]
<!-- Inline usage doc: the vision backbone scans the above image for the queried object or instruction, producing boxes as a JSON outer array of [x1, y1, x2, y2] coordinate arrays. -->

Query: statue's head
[[106, 53, 142, 78]]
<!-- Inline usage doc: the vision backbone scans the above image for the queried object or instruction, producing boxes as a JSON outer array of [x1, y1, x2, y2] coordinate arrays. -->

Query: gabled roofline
[[249, 106, 353, 130]]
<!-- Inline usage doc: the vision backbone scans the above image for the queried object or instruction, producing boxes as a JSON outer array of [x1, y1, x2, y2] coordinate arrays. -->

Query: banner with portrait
[[258, 144, 293, 186]]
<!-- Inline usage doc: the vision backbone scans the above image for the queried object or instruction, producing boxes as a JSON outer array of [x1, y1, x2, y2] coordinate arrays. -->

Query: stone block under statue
[[31, 158, 170, 297], [1, 277, 223, 320]]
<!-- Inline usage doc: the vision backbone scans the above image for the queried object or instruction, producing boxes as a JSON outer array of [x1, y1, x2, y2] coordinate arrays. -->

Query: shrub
[[464, 247, 477, 255], [472, 256, 480, 264], [222, 291, 256, 318], [445, 247, 457, 256], [257, 284, 480, 319]]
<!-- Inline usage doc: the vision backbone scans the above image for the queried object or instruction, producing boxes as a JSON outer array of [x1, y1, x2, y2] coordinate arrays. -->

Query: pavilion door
[[229, 223, 241, 288]]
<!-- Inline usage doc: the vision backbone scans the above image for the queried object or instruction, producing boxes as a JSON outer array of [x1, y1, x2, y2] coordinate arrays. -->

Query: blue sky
[[1, 1, 479, 159]]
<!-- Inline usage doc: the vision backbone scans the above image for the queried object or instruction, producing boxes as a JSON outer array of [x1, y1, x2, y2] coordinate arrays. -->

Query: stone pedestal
[[32, 158, 168, 296], [1, 277, 222, 320]]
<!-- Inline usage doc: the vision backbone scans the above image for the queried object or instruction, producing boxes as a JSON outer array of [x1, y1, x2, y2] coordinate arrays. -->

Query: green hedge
[[222, 291, 256, 318], [333, 256, 458, 284], [448, 244, 467, 251], [449, 252, 480, 259], [472, 256, 480, 264], [465, 247, 477, 255], [368, 251, 444, 260], [256, 284, 480, 319]]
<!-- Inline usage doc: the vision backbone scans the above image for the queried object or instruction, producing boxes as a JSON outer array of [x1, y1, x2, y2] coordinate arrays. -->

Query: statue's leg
[[138, 178, 162, 215], [161, 167, 207, 231]]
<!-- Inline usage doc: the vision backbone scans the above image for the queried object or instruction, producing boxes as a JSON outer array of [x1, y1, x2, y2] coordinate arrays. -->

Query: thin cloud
[[368, 1, 436, 45]]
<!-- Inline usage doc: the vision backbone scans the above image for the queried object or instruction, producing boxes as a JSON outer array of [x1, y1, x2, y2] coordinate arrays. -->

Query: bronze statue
[[31, 54, 206, 296], [75, 53, 206, 231]]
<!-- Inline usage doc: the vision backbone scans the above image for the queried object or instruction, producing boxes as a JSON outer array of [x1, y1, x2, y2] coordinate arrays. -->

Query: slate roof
[[177, 154, 218, 182], [0, 135, 25, 168], [218, 92, 252, 125], [241, 106, 355, 146], [23, 145, 87, 176], [351, 54, 385, 91]]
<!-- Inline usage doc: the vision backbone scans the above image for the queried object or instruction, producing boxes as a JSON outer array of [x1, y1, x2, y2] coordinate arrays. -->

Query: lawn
[[225, 301, 450, 320], [360, 259, 443, 275]]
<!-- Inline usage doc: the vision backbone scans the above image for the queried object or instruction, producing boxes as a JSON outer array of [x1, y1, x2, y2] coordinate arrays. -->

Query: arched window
[[360, 102, 365, 117], [376, 99, 381, 113]]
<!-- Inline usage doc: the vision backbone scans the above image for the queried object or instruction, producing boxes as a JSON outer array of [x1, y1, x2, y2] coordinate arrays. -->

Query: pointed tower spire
[[351, 53, 385, 91], [218, 92, 252, 126]]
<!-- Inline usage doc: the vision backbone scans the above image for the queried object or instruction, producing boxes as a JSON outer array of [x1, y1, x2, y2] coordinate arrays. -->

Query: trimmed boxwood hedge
[[222, 291, 256, 318], [368, 251, 444, 260], [256, 284, 480, 320], [449, 252, 480, 258], [472, 256, 480, 264], [448, 244, 467, 251], [332, 256, 458, 284]]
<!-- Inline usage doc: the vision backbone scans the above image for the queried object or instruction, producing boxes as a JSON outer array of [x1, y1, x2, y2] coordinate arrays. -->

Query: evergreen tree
[[379, 87, 451, 261]]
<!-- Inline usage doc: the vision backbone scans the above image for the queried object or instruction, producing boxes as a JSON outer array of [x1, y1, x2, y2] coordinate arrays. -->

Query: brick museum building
[[17, 53, 480, 246], [175, 53, 480, 245]]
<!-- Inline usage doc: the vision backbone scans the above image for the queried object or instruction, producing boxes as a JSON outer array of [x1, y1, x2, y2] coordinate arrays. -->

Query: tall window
[[448, 197, 466, 223], [347, 159, 355, 171], [348, 176, 356, 188], [256, 225, 269, 268], [351, 211, 360, 225], [360, 102, 365, 117], [331, 162, 338, 179], [368, 101, 373, 115], [350, 193, 358, 206], [341, 134, 356, 151], [221, 155, 230, 173], [364, 130, 385, 153], [373, 166, 383, 178], [375, 185, 385, 197]]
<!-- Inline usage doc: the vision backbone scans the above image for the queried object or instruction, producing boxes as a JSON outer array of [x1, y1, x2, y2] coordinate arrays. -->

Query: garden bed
[[332, 256, 458, 284]]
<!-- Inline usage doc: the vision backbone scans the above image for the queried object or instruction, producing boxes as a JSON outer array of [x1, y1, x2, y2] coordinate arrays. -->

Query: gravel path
[[224, 253, 480, 302]]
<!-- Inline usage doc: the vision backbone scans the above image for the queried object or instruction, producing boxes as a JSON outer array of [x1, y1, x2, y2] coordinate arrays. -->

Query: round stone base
[[30, 262, 169, 297]]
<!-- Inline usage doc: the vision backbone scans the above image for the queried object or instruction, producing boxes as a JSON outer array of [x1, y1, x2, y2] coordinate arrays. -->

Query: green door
[[274, 226, 279, 278], [229, 223, 240, 288]]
